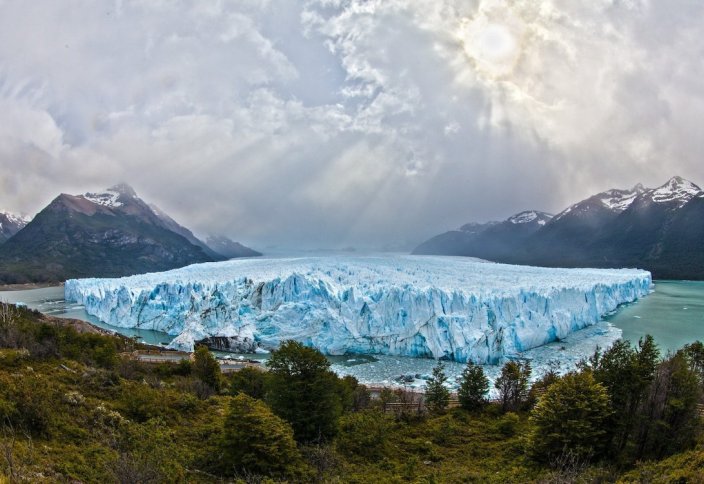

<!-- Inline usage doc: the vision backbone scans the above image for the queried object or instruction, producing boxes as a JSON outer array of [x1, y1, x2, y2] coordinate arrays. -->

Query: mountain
[[515, 184, 648, 266], [0, 184, 226, 283], [413, 177, 704, 280], [0, 211, 29, 244], [581, 177, 704, 276], [148, 204, 224, 260], [413, 211, 553, 261], [205, 235, 262, 259]]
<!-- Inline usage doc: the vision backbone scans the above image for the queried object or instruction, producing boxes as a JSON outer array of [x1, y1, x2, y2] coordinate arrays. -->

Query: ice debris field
[[65, 255, 651, 364]]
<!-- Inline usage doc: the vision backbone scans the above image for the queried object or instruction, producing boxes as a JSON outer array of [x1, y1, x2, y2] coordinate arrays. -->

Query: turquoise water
[[606, 280, 704, 353], [0, 286, 175, 347]]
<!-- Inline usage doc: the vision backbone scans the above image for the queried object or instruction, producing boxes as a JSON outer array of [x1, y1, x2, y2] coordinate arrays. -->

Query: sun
[[460, 15, 523, 80]]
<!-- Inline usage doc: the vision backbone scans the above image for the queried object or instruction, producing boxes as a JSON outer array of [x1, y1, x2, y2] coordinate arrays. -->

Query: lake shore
[[0, 282, 64, 292]]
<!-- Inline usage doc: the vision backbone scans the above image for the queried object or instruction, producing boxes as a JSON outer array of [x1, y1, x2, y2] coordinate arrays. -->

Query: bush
[[0, 375, 56, 436], [193, 346, 222, 393], [0, 349, 29, 369], [336, 410, 393, 459], [497, 412, 520, 437], [527, 369, 560, 409], [221, 394, 305, 478], [529, 372, 611, 464], [117, 383, 178, 423], [228, 366, 268, 399]]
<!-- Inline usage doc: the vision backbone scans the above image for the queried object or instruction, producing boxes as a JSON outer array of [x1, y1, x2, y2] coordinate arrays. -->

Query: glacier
[[64, 255, 652, 364]]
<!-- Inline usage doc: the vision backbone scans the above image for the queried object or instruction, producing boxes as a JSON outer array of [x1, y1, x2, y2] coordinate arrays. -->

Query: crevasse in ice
[[64, 255, 652, 363]]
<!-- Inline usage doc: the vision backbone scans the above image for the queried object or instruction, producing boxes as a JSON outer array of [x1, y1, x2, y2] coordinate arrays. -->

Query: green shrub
[[0, 374, 56, 436], [193, 346, 222, 393], [0, 349, 29, 369], [336, 410, 393, 459], [529, 372, 611, 464], [228, 366, 268, 399], [497, 412, 520, 437], [221, 394, 305, 478]]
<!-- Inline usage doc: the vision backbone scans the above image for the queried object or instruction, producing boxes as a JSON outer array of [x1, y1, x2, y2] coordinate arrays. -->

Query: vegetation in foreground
[[0, 303, 702, 483]]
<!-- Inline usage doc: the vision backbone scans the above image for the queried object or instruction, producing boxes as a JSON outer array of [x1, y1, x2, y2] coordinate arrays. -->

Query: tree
[[632, 353, 702, 460], [529, 371, 611, 464], [590, 336, 659, 453], [527, 369, 560, 409], [457, 361, 489, 411], [495, 360, 531, 412], [680, 341, 704, 385], [337, 375, 371, 412], [228, 366, 268, 399], [265, 340, 342, 443], [425, 362, 450, 414], [221, 394, 304, 478], [192, 345, 222, 393]]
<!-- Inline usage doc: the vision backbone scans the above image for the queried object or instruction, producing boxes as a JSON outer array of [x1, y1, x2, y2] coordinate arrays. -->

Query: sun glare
[[461, 17, 521, 79]]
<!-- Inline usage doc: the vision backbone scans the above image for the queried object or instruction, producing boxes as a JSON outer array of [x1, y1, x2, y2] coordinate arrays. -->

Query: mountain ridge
[[413, 176, 704, 279], [0, 184, 257, 283]]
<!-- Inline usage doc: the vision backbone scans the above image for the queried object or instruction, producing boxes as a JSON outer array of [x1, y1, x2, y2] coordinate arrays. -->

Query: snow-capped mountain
[[83, 183, 135, 208], [413, 176, 704, 279], [414, 209, 553, 260], [508, 211, 553, 225], [0, 211, 30, 243], [0, 184, 236, 283], [552, 184, 646, 224], [646, 176, 701, 206]]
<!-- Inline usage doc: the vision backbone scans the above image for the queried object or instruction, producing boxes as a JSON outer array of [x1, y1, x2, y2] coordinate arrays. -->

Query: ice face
[[64, 255, 652, 363]]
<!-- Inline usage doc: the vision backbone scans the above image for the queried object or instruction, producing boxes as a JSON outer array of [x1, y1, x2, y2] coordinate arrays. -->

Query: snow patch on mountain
[[83, 189, 123, 208], [598, 184, 646, 212], [83, 183, 139, 209], [508, 211, 553, 225], [648, 176, 702, 206], [65, 256, 652, 363], [0, 212, 30, 229]]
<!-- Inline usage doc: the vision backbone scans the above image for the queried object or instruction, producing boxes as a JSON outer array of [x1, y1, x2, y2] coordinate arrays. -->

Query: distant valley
[[414, 176, 704, 280]]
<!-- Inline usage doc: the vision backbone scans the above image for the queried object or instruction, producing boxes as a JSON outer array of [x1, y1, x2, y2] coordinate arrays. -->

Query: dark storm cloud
[[0, 0, 703, 249]]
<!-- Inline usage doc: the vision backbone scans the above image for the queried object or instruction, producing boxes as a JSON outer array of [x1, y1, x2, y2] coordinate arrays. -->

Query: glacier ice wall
[[64, 256, 652, 363]]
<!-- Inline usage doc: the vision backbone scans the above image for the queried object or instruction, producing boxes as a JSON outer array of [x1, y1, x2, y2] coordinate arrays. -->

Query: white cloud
[[0, 0, 702, 249]]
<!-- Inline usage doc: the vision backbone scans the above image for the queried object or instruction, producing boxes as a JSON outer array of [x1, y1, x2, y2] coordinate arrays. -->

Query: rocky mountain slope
[[0, 184, 229, 283], [205, 235, 262, 259]]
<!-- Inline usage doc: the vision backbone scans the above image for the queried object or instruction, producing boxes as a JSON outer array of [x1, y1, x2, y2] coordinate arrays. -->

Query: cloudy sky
[[0, 0, 702, 249]]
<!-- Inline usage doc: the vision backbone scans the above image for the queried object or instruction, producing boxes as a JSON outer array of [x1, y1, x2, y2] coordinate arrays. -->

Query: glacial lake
[[1, 280, 703, 387], [604, 280, 704, 353]]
